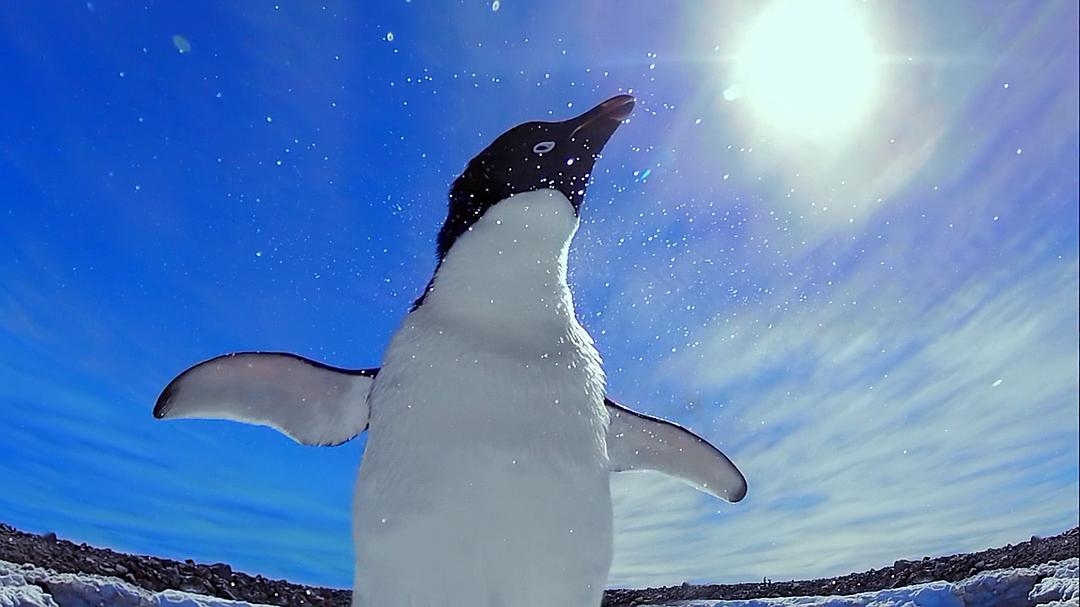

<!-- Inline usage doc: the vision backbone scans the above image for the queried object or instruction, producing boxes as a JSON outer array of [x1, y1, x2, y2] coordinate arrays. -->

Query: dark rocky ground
[[1, 522, 1076, 606], [604, 527, 1078, 607]]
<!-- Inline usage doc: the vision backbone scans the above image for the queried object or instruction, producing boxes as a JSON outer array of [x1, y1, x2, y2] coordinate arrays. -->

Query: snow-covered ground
[[0, 559, 272, 607], [647, 559, 1078, 607], [1, 557, 1076, 607]]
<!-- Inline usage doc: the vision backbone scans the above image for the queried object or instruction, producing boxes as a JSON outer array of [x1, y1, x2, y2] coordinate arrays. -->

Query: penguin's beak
[[550, 94, 634, 214], [569, 94, 635, 143]]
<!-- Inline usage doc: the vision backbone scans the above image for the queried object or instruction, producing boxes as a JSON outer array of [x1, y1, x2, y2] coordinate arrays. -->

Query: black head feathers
[[436, 94, 634, 260]]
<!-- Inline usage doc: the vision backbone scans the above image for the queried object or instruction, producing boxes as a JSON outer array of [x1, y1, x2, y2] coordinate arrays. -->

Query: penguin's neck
[[422, 189, 580, 337]]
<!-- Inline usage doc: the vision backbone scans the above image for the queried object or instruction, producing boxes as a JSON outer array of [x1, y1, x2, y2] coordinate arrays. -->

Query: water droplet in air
[[172, 34, 191, 54]]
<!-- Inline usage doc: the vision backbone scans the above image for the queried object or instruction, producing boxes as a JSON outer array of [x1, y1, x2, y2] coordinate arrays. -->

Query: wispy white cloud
[[608, 230, 1078, 588], [0, 351, 362, 586]]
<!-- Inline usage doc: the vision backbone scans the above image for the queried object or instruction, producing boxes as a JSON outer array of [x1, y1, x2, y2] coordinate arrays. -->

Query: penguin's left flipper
[[606, 398, 747, 503], [154, 352, 378, 446]]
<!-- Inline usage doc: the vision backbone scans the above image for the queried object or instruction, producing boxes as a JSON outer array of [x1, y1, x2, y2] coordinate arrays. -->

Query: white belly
[[353, 313, 610, 607], [351, 190, 610, 607]]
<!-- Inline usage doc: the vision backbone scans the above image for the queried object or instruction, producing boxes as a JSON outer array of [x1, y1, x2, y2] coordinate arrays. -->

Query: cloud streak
[[609, 244, 1078, 586]]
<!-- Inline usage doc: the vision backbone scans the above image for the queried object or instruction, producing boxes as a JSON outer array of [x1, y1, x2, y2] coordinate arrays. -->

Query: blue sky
[[1, 0, 1077, 590]]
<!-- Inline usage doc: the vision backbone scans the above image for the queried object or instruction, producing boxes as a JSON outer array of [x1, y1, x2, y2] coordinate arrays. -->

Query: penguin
[[154, 94, 747, 607]]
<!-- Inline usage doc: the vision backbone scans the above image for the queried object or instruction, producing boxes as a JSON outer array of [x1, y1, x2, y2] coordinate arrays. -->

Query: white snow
[[0, 559, 273, 607], [1, 557, 1075, 607], [647, 558, 1079, 607]]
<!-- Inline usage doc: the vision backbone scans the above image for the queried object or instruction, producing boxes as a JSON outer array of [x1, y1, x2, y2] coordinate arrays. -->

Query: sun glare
[[731, 0, 878, 140]]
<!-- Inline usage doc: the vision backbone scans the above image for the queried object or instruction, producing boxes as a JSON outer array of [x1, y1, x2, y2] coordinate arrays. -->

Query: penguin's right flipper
[[606, 398, 747, 503], [154, 352, 378, 446]]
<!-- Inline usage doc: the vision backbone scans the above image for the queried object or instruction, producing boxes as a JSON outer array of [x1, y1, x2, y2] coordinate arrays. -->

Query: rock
[[178, 574, 213, 594], [215, 583, 239, 601]]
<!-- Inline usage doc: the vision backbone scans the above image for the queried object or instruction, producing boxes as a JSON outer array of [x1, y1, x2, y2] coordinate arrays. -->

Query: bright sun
[[730, 0, 878, 140]]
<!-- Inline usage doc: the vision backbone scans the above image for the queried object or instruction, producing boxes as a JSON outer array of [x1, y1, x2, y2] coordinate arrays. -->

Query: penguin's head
[[437, 94, 634, 259]]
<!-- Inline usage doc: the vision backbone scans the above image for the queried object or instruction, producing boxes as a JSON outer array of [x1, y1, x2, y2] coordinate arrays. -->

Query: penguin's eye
[[532, 141, 556, 154]]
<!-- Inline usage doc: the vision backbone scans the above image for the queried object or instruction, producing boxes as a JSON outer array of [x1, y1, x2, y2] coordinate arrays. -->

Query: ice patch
[[0, 560, 272, 607], [1029, 558, 1079, 606]]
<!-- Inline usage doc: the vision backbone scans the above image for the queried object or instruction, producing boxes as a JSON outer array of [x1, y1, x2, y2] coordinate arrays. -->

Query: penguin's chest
[[350, 190, 613, 605], [353, 315, 612, 603], [361, 311, 609, 518], [361, 190, 610, 510]]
